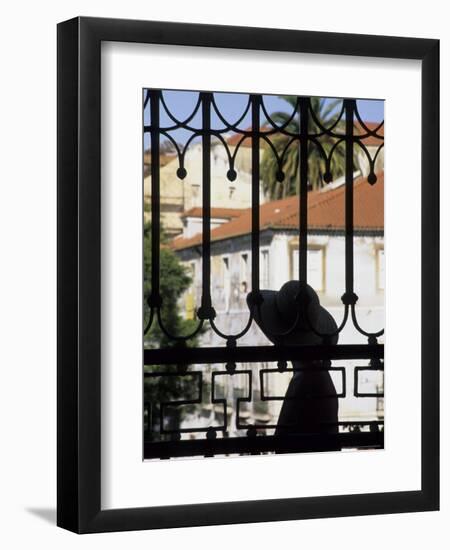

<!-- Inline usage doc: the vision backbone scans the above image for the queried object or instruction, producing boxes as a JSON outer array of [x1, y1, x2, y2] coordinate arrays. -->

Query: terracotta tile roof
[[354, 121, 384, 147], [226, 125, 270, 147], [226, 131, 250, 147], [171, 172, 384, 250], [181, 207, 245, 219]]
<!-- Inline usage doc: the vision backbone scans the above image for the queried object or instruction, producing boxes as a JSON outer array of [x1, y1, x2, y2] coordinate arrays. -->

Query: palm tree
[[261, 96, 348, 199]]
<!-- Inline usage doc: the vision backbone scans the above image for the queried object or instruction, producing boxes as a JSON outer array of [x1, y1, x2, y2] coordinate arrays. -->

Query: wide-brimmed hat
[[248, 281, 338, 346]]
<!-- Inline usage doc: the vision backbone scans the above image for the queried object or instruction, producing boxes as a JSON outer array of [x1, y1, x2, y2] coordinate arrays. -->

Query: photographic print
[[57, 17, 439, 532], [142, 89, 384, 460]]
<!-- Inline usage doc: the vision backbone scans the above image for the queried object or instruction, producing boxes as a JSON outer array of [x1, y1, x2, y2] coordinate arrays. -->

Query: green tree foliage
[[143, 222, 196, 347], [143, 222, 202, 441], [262, 96, 348, 199]]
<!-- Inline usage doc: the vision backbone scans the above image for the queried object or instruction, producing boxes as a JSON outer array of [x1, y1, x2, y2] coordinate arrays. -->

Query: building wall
[[177, 229, 384, 430], [144, 142, 265, 235], [178, 231, 384, 331]]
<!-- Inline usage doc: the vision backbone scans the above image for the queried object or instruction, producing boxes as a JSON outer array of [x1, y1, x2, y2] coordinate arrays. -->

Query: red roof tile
[[172, 172, 384, 250], [354, 121, 384, 147], [226, 125, 270, 147]]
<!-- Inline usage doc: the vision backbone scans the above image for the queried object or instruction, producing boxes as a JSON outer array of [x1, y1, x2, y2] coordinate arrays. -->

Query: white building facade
[[172, 174, 385, 436]]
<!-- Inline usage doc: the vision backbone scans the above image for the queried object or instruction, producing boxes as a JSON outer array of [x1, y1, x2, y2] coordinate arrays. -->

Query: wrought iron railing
[[143, 89, 384, 459]]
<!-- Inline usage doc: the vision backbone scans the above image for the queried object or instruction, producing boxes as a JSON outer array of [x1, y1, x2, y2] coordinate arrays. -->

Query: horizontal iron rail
[[144, 344, 384, 365], [144, 431, 383, 459]]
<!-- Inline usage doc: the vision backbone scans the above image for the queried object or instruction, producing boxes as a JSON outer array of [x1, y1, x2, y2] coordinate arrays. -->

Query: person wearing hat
[[248, 280, 339, 437]]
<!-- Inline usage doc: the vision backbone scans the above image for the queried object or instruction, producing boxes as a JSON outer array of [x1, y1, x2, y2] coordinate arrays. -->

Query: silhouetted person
[[248, 281, 338, 436]]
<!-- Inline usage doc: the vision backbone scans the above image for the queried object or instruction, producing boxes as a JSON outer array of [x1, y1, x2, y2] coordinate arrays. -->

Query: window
[[191, 184, 200, 202], [184, 262, 196, 320], [260, 249, 270, 289], [292, 247, 325, 292], [222, 256, 231, 312], [240, 253, 249, 294], [377, 247, 385, 290]]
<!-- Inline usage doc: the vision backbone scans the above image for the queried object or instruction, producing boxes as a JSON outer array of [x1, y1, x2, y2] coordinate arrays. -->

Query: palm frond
[[261, 95, 352, 198]]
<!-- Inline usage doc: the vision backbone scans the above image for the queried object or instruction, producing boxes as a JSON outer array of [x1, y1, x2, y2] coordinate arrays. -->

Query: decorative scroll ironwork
[[143, 89, 385, 459], [143, 90, 384, 344]]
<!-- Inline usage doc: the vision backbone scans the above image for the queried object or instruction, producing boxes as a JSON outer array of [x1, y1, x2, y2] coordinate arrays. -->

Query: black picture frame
[[57, 16, 439, 533]]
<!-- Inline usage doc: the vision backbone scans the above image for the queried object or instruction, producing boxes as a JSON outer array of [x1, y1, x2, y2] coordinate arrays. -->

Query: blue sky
[[144, 90, 384, 149]]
